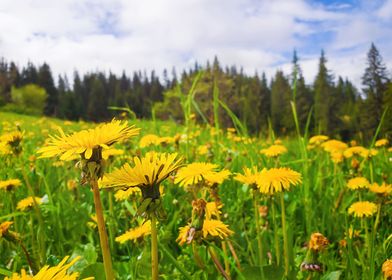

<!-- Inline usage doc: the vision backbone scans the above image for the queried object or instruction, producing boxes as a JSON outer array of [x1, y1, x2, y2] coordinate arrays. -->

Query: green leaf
[[0, 267, 12, 277], [80, 263, 105, 280], [321, 270, 343, 280]]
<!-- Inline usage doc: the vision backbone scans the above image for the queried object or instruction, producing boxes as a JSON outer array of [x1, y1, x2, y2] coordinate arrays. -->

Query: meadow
[[0, 110, 391, 280]]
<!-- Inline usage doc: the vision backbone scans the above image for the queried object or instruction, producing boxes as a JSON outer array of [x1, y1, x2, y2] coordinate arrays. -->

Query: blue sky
[[0, 0, 391, 87]]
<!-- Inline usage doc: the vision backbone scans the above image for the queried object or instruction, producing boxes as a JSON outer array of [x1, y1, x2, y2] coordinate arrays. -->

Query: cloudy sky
[[0, 0, 391, 88]]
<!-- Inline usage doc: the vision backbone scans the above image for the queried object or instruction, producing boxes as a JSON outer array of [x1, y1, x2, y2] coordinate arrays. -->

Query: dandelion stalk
[[253, 190, 265, 278], [151, 213, 159, 280], [280, 193, 290, 276], [91, 179, 114, 280], [208, 246, 231, 280]]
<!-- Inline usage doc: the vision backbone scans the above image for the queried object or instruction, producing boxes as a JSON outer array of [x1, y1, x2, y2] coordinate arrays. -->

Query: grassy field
[[0, 111, 391, 280]]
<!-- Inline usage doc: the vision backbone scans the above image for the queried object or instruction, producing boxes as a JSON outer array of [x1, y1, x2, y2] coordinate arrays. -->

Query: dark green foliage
[[314, 50, 334, 134], [0, 44, 391, 140], [360, 43, 390, 140]]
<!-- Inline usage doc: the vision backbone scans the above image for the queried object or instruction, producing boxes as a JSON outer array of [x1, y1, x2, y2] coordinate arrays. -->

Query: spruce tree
[[361, 43, 390, 139], [313, 50, 334, 134]]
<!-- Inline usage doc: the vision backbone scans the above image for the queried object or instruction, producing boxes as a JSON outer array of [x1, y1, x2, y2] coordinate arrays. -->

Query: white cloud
[[0, 0, 391, 89]]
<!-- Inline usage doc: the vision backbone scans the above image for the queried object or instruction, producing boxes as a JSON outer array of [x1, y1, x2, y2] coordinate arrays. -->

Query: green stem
[[91, 180, 114, 280], [271, 198, 280, 266], [151, 213, 159, 280], [280, 193, 290, 276], [253, 190, 265, 278]]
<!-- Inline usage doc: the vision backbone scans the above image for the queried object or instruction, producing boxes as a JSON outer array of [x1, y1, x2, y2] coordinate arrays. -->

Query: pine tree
[[313, 50, 334, 134], [361, 43, 390, 139], [38, 63, 58, 116], [271, 70, 292, 134]]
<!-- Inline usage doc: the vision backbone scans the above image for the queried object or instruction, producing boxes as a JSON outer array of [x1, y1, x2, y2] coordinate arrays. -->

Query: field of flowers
[[0, 110, 391, 280]]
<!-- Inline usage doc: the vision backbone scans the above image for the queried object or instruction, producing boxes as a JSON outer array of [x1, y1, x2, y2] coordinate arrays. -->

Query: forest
[[0, 43, 391, 141]]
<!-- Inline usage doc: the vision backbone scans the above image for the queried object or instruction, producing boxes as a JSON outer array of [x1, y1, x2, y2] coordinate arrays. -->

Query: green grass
[[0, 111, 391, 280]]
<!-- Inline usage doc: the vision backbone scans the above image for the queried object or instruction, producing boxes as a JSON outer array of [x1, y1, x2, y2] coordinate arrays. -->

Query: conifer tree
[[313, 50, 334, 134]]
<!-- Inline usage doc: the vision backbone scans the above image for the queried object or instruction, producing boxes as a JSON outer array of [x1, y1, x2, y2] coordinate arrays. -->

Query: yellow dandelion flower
[[348, 201, 377, 218], [37, 120, 139, 161], [0, 179, 22, 192], [0, 142, 12, 155], [17, 196, 42, 211], [235, 167, 260, 185], [347, 177, 370, 190], [322, 140, 348, 153], [204, 169, 231, 185], [308, 232, 329, 252], [177, 219, 233, 245], [67, 179, 77, 191], [101, 148, 124, 159], [330, 151, 344, 164], [260, 145, 288, 158], [5, 256, 89, 280], [0, 131, 23, 146], [309, 135, 329, 145], [115, 221, 151, 244], [382, 259, 392, 279], [202, 219, 233, 239], [389, 147, 392, 153], [114, 187, 141, 201], [87, 214, 98, 229], [101, 152, 182, 199], [0, 221, 13, 238], [369, 182, 392, 196], [256, 168, 302, 194], [375, 139, 389, 147], [174, 162, 218, 187], [197, 145, 209, 156], [344, 146, 378, 158], [139, 134, 161, 148], [205, 202, 222, 219]]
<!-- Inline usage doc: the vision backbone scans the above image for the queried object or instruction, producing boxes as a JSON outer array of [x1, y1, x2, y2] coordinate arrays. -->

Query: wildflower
[[114, 188, 141, 201], [260, 145, 287, 158], [308, 233, 329, 252], [321, 140, 348, 153], [102, 152, 182, 217], [309, 135, 329, 146], [301, 232, 329, 272], [375, 139, 389, 148], [37, 120, 139, 161], [177, 219, 233, 245], [348, 201, 377, 218], [347, 177, 370, 190], [174, 162, 218, 187], [17, 196, 43, 211], [382, 259, 392, 279], [369, 182, 392, 196], [205, 202, 222, 219], [235, 167, 260, 186], [204, 169, 231, 186], [101, 148, 124, 159], [5, 256, 88, 280], [256, 168, 302, 194], [115, 221, 151, 244], [343, 146, 369, 158], [330, 151, 344, 164], [87, 214, 98, 229], [67, 179, 77, 191], [0, 131, 23, 155], [0, 221, 13, 238], [0, 179, 22, 192], [139, 134, 161, 148]]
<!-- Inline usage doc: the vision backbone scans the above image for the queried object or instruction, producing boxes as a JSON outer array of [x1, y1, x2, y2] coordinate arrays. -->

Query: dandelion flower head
[[348, 201, 377, 218], [37, 120, 139, 161], [260, 145, 287, 158], [256, 168, 302, 194], [115, 221, 151, 244], [347, 177, 370, 190]]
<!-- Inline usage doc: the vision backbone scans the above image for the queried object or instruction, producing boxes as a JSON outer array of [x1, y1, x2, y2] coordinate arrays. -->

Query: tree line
[[0, 43, 391, 141]]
